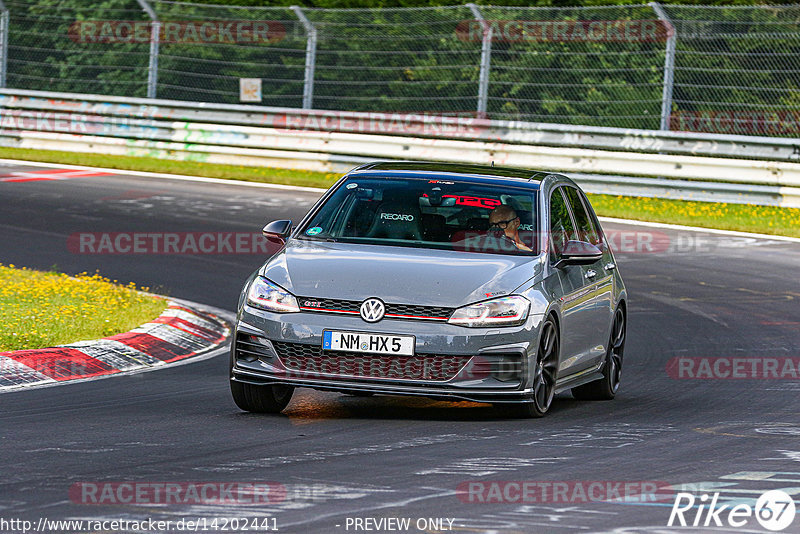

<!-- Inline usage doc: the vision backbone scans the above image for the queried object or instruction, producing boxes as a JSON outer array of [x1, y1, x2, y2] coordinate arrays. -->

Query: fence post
[[136, 0, 159, 99], [650, 2, 676, 131], [467, 3, 491, 118], [0, 0, 9, 88], [291, 5, 317, 110]]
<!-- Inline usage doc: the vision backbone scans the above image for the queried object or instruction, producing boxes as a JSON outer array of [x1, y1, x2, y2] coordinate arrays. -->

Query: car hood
[[261, 240, 540, 308]]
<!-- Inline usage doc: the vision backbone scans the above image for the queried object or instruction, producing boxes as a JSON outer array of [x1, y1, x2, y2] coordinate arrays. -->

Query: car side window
[[564, 187, 600, 246], [549, 187, 576, 263]]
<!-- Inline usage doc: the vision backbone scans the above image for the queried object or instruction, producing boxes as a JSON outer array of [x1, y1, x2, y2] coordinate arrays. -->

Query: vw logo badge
[[360, 298, 385, 323]]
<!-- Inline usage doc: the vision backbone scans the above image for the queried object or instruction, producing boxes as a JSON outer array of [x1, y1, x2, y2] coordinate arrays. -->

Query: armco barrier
[[1, 89, 799, 207]]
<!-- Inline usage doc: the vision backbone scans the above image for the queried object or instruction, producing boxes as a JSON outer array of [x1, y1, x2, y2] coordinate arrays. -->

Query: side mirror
[[555, 240, 602, 268], [262, 219, 292, 239]]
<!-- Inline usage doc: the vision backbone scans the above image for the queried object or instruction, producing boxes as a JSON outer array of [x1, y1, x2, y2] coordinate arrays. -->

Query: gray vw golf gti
[[230, 162, 627, 417]]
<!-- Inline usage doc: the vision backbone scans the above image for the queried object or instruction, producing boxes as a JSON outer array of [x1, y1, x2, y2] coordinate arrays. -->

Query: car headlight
[[246, 277, 299, 313], [448, 295, 530, 327]]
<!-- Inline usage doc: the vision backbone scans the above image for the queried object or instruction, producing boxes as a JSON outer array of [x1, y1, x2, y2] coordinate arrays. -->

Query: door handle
[[585, 269, 596, 279], [604, 262, 616, 271]]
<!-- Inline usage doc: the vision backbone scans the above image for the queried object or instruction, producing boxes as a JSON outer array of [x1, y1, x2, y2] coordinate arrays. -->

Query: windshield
[[298, 176, 538, 255]]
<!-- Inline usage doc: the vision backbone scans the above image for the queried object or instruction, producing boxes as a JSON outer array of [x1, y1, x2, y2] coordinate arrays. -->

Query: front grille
[[272, 341, 471, 382], [385, 303, 454, 320], [297, 297, 454, 321], [298, 297, 360, 314]]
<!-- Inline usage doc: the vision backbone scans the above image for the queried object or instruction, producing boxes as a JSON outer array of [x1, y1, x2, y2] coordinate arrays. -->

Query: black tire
[[230, 381, 294, 413], [572, 306, 626, 401], [497, 315, 559, 418]]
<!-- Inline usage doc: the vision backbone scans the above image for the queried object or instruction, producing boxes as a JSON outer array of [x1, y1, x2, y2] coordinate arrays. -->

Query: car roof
[[347, 161, 553, 189]]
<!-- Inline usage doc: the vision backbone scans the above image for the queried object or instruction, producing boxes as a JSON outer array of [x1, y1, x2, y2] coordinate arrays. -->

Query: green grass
[[1, 146, 798, 238], [0, 264, 168, 352], [587, 194, 800, 238]]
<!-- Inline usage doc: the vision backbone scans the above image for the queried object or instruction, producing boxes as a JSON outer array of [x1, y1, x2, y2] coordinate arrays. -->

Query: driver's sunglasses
[[489, 216, 519, 229]]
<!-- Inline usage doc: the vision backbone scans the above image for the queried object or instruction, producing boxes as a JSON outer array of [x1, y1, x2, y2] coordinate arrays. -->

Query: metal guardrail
[[1, 89, 799, 208], [2, 89, 798, 162]]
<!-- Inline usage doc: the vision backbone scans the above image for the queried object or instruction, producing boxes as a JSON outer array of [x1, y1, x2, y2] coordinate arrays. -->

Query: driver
[[489, 205, 533, 252]]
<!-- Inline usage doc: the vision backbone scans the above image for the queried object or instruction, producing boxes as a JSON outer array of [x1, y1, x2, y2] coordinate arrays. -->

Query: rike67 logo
[[668, 490, 796, 531]]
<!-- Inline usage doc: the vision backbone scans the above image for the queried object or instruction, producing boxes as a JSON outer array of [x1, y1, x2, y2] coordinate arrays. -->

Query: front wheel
[[497, 316, 559, 418], [231, 381, 294, 413], [572, 306, 625, 401]]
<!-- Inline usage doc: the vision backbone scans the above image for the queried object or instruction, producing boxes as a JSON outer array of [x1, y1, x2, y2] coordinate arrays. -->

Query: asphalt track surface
[[1, 161, 799, 534]]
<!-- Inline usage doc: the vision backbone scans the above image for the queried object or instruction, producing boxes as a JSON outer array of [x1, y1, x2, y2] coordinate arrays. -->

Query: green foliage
[[195, 0, 780, 6], [5, 0, 799, 133]]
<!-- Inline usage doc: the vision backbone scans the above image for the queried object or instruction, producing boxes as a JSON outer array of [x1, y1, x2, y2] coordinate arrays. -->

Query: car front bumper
[[230, 305, 545, 404]]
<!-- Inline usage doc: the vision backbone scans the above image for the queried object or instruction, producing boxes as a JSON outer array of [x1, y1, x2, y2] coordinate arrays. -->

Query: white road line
[[0, 157, 328, 192], [599, 216, 800, 244]]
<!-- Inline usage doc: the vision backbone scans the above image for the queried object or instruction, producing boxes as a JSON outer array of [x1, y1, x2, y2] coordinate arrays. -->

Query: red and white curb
[[0, 168, 114, 183], [0, 299, 231, 392]]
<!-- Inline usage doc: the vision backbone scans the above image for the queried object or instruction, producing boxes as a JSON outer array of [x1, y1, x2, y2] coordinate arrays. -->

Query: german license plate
[[322, 330, 415, 356]]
